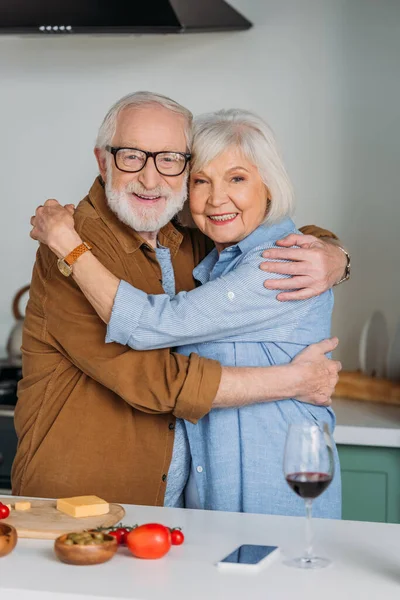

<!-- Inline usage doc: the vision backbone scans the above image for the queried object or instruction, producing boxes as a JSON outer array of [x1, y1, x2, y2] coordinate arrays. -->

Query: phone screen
[[219, 544, 278, 565]]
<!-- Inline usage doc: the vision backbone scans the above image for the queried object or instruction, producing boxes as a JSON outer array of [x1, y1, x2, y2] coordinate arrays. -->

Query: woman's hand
[[260, 234, 348, 300], [30, 199, 83, 259], [291, 337, 342, 407]]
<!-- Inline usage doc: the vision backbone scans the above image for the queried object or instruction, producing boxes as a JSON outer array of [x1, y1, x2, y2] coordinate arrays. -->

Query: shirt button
[[196, 466, 203, 473], [162, 474, 167, 482], [227, 291, 235, 301], [168, 422, 175, 430]]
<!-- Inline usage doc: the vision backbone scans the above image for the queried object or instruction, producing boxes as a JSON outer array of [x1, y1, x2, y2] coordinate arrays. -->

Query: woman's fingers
[[64, 204, 76, 215]]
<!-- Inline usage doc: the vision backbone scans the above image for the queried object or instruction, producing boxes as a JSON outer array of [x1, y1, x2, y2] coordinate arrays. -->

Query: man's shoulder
[[75, 195, 100, 223], [73, 196, 121, 258]]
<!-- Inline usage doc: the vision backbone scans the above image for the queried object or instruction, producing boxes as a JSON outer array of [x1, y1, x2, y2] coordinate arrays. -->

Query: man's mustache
[[124, 182, 172, 198]]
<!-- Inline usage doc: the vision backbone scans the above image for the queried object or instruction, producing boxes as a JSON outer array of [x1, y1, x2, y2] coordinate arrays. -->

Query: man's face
[[96, 104, 189, 232]]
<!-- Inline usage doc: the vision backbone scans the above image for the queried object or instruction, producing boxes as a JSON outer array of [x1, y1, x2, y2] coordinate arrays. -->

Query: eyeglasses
[[105, 145, 191, 177]]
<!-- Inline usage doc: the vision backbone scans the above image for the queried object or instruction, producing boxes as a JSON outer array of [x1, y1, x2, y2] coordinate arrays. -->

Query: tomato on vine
[[170, 528, 184, 546], [0, 503, 10, 520]]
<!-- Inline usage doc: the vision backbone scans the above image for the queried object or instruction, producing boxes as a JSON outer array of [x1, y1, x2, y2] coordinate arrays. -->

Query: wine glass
[[283, 422, 334, 569]]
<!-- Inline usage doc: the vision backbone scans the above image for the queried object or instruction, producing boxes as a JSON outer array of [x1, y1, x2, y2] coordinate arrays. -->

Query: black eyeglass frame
[[105, 145, 191, 176]]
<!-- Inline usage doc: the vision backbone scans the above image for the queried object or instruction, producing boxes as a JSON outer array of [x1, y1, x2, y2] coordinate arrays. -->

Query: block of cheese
[[56, 495, 109, 518], [15, 501, 31, 511]]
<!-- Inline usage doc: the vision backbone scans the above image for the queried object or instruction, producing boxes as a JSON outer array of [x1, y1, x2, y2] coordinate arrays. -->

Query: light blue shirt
[[107, 218, 341, 518], [153, 245, 191, 509]]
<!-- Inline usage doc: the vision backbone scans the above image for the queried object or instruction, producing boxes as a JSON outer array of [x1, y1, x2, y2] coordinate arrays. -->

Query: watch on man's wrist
[[334, 245, 351, 286], [57, 242, 92, 277]]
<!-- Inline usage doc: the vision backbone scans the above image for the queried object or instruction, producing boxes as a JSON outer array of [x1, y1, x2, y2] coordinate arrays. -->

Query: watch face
[[57, 258, 73, 277]]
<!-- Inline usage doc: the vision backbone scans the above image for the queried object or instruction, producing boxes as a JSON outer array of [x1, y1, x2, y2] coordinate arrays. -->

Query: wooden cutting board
[[0, 497, 125, 540], [333, 370, 400, 405]]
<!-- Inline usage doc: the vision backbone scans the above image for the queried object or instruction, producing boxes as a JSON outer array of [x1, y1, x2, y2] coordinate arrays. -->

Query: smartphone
[[216, 544, 280, 572]]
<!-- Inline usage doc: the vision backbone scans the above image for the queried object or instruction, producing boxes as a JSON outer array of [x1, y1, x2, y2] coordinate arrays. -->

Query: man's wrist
[[333, 244, 351, 285], [283, 364, 304, 399]]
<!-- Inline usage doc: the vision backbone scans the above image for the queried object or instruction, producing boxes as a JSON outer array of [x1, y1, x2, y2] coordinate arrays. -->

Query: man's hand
[[260, 233, 348, 301], [291, 337, 341, 407], [30, 199, 81, 259]]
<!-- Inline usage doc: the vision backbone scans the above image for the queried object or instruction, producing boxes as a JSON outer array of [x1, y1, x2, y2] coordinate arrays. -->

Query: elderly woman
[[30, 109, 341, 519]]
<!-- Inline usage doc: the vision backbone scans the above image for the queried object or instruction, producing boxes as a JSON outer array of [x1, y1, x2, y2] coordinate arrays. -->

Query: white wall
[[0, 0, 399, 367]]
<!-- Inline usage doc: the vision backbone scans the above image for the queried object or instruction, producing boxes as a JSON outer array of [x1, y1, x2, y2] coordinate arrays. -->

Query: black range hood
[[0, 0, 252, 35]]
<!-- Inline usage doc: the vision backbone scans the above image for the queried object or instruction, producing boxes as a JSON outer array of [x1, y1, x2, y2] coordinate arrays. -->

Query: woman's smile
[[207, 212, 239, 225]]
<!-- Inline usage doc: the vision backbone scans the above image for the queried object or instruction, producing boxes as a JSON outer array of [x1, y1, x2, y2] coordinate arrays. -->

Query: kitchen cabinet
[[337, 444, 400, 523], [334, 398, 400, 524]]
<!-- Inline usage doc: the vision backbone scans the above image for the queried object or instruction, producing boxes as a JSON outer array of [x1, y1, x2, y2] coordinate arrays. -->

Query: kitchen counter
[[1, 502, 400, 600], [333, 397, 400, 447]]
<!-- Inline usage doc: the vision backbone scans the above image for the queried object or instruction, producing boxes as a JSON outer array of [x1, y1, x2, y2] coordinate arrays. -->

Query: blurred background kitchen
[[0, 0, 399, 520]]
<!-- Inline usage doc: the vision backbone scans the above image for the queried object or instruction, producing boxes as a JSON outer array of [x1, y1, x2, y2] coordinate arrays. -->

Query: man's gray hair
[[95, 91, 193, 150], [191, 109, 295, 224]]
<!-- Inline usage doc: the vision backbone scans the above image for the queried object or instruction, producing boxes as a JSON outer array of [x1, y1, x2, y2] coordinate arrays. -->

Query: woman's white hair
[[95, 91, 193, 150], [188, 108, 294, 225]]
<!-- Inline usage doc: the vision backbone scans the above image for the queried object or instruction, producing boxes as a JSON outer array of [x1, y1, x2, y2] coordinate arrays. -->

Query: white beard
[[105, 166, 188, 233]]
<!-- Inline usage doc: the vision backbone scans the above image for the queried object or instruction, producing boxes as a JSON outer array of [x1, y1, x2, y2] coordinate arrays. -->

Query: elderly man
[[13, 92, 347, 505]]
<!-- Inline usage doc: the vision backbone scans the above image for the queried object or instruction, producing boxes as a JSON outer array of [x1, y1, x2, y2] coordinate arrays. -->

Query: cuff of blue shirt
[[105, 279, 147, 346]]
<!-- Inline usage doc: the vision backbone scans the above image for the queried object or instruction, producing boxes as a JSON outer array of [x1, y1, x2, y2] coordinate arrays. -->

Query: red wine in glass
[[283, 423, 335, 569], [286, 472, 333, 500]]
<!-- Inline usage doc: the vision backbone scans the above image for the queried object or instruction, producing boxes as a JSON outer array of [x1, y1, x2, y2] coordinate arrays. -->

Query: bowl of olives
[[0, 523, 17, 558], [54, 530, 118, 565]]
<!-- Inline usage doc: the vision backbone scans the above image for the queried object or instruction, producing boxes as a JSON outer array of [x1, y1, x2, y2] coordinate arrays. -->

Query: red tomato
[[115, 527, 130, 545], [0, 504, 10, 519], [170, 528, 184, 546], [126, 523, 171, 559], [107, 530, 124, 544]]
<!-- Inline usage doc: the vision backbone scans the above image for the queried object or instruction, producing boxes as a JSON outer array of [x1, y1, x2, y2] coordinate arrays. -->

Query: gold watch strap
[[64, 242, 92, 267]]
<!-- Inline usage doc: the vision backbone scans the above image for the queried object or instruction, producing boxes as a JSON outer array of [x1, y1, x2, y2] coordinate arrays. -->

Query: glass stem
[[304, 499, 314, 560]]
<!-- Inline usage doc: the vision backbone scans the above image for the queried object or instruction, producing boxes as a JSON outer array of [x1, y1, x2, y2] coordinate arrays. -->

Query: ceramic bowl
[[0, 523, 18, 558], [54, 532, 118, 565]]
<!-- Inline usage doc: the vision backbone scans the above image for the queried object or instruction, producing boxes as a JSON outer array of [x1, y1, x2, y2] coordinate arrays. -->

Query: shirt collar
[[236, 217, 296, 253], [193, 217, 296, 284], [88, 177, 183, 256]]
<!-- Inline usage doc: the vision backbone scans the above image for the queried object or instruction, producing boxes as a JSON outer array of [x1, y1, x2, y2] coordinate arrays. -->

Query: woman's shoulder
[[239, 218, 299, 263]]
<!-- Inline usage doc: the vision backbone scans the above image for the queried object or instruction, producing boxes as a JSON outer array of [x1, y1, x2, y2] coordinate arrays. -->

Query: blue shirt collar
[[235, 217, 295, 254], [193, 217, 296, 284]]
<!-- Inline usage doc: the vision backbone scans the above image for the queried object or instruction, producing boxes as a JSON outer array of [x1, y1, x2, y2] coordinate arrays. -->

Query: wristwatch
[[334, 245, 351, 286], [57, 242, 92, 277]]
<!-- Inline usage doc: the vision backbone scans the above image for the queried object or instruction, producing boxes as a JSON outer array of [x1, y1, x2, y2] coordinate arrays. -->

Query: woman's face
[[189, 146, 268, 251]]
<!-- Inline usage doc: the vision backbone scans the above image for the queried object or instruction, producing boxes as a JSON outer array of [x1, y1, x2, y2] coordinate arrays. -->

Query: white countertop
[[1, 502, 400, 600], [333, 397, 400, 447]]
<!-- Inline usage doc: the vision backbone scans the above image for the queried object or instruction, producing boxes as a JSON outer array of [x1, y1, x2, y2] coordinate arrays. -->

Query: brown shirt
[[12, 178, 222, 504], [12, 177, 337, 505]]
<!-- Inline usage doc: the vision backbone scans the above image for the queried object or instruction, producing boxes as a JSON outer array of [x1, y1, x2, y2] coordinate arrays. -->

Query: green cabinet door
[[338, 445, 400, 524]]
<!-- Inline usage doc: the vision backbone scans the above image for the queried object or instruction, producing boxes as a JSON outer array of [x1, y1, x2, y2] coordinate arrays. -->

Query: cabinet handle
[[0, 408, 15, 418]]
